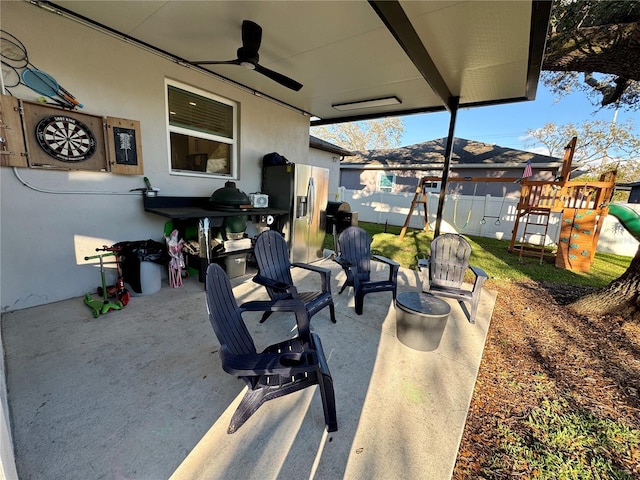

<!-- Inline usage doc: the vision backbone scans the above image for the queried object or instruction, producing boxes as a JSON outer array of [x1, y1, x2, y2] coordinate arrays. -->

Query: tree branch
[[543, 21, 640, 81], [583, 73, 630, 105]]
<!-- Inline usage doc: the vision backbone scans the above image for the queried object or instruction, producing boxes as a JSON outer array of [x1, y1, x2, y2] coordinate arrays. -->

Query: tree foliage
[[525, 119, 640, 173], [310, 117, 404, 151], [542, 0, 640, 110]]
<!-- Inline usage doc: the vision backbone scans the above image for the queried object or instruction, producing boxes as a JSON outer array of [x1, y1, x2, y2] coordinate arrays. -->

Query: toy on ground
[[94, 245, 131, 305], [165, 229, 185, 288], [83, 252, 124, 318]]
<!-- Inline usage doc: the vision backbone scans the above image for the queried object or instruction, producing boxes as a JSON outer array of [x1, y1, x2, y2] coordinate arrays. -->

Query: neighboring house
[[308, 136, 354, 201], [341, 138, 565, 198]]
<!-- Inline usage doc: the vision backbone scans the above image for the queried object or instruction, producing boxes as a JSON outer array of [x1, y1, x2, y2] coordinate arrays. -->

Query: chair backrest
[[253, 230, 294, 300], [338, 226, 372, 276], [206, 263, 256, 356], [429, 233, 471, 289]]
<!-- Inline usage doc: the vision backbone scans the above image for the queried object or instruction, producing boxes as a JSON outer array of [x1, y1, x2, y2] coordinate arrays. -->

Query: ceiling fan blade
[[255, 63, 303, 91], [241, 20, 262, 55], [189, 59, 241, 66], [189, 20, 301, 92]]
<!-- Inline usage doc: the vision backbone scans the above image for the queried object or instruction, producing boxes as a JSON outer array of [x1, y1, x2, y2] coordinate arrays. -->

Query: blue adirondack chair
[[333, 226, 399, 315], [249, 230, 336, 325], [205, 263, 338, 434], [417, 233, 488, 324]]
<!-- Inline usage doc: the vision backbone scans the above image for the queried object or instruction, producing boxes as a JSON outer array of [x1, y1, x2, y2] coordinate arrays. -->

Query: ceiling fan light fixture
[[332, 96, 401, 111], [240, 61, 256, 70]]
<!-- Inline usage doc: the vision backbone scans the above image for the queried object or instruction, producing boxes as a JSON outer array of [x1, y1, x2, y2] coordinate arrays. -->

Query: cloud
[[527, 146, 551, 156]]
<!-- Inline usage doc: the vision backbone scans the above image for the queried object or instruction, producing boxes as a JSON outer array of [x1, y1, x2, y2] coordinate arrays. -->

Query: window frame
[[423, 181, 440, 192], [165, 79, 239, 179], [377, 172, 396, 192]]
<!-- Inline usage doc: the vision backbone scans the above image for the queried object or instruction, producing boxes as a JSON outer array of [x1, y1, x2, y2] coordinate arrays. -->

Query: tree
[[310, 117, 404, 151], [537, 1, 640, 320], [542, 0, 640, 110], [570, 253, 640, 320], [525, 119, 640, 175]]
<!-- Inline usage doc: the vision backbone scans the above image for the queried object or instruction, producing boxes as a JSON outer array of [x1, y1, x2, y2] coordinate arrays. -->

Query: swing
[[425, 191, 437, 230], [481, 186, 507, 226], [453, 183, 477, 229]]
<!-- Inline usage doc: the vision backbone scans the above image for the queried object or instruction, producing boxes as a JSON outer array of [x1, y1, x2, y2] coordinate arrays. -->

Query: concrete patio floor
[[3, 258, 496, 480]]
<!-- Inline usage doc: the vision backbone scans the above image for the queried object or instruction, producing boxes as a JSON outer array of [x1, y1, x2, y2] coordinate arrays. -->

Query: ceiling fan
[[190, 20, 303, 92]]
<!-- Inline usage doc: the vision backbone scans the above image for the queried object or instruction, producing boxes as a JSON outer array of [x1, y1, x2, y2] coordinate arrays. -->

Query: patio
[[3, 259, 496, 480]]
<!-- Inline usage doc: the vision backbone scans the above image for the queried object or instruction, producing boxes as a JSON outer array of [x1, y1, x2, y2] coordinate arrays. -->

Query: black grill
[[325, 201, 352, 234]]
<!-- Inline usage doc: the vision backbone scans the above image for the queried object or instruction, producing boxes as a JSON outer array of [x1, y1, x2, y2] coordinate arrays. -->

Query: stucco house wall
[[0, 1, 311, 312], [308, 136, 353, 202]]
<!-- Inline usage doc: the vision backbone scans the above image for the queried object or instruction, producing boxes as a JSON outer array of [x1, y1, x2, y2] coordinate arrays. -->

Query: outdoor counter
[[143, 196, 289, 281]]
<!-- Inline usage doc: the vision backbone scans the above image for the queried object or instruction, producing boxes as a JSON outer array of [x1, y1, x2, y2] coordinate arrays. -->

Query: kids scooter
[[94, 245, 131, 306], [83, 251, 124, 318]]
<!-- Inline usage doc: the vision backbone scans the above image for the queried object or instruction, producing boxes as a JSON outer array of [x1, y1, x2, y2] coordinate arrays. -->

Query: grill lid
[[208, 181, 250, 210]]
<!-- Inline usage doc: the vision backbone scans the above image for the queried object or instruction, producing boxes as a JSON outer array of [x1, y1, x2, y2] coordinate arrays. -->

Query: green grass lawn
[[326, 222, 633, 288]]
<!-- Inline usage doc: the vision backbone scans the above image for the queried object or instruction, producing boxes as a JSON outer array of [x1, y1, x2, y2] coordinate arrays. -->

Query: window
[[166, 80, 238, 177], [377, 172, 396, 192], [423, 181, 440, 192]]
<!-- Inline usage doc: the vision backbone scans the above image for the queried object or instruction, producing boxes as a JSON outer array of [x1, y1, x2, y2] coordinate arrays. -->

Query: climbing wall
[[555, 208, 598, 272]]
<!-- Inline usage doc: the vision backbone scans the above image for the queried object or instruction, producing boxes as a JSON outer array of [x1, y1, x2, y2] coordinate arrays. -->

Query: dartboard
[[35, 115, 97, 162]]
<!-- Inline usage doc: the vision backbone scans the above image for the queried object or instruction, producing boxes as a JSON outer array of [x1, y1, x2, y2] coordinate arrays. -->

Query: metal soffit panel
[[45, 0, 550, 123]]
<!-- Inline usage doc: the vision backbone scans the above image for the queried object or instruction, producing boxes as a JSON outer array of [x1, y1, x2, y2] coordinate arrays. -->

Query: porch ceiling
[[45, 0, 551, 124]]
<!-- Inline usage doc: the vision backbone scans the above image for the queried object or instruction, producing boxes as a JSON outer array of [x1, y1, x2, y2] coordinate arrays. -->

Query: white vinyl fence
[[339, 188, 640, 258]]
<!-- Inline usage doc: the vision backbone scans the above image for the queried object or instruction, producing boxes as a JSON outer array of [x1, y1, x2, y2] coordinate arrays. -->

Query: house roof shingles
[[309, 135, 354, 157], [342, 138, 561, 168]]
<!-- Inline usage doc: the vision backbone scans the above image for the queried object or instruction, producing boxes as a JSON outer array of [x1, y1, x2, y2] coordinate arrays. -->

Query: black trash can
[[112, 240, 169, 294]]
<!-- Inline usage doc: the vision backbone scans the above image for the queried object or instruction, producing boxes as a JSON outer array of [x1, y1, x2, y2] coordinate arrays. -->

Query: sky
[[398, 83, 639, 156]]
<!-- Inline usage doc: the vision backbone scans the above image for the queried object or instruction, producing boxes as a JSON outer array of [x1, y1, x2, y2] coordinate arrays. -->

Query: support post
[[434, 96, 459, 237]]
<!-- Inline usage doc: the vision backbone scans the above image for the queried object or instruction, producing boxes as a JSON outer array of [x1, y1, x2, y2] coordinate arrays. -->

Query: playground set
[[399, 137, 635, 273]]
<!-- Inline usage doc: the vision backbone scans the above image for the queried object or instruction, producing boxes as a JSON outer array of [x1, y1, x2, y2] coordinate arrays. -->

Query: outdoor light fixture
[[332, 96, 401, 111]]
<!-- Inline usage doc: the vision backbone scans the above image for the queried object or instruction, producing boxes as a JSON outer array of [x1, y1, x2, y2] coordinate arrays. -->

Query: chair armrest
[[309, 333, 331, 375], [416, 258, 431, 290], [332, 255, 352, 269], [220, 347, 317, 376], [292, 262, 332, 292], [372, 255, 400, 281], [470, 265, 488, 279], [253, 274, 294, 294], [372, 254, 399, 267], [416, 258, 430, 269], [292, 262, 329, 274], [470, 265, 488, 290]]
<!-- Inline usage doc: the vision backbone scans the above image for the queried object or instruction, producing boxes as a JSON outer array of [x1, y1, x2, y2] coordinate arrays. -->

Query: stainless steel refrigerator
[[262, 164, 329, 263]]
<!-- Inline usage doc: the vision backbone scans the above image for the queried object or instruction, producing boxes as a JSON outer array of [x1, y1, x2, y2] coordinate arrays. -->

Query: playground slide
[[607, 203, 640, 242]]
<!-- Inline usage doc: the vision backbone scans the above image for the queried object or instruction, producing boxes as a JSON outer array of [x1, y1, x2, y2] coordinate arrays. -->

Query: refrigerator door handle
[[307, 177, 315, 226]]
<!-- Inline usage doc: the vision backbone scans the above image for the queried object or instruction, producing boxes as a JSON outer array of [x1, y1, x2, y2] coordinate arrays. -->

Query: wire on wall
[[12, 167, 141, 195]]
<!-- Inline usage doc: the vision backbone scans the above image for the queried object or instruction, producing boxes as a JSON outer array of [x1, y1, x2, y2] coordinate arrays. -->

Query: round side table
[[396, 291, 451, 351]]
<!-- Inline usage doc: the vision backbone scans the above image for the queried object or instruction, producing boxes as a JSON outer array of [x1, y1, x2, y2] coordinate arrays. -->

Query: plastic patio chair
[[205, 263, 338, 434], [248, 230, 336, 325], [417, 233, 488, 324], [333, 226, 399, 315]]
